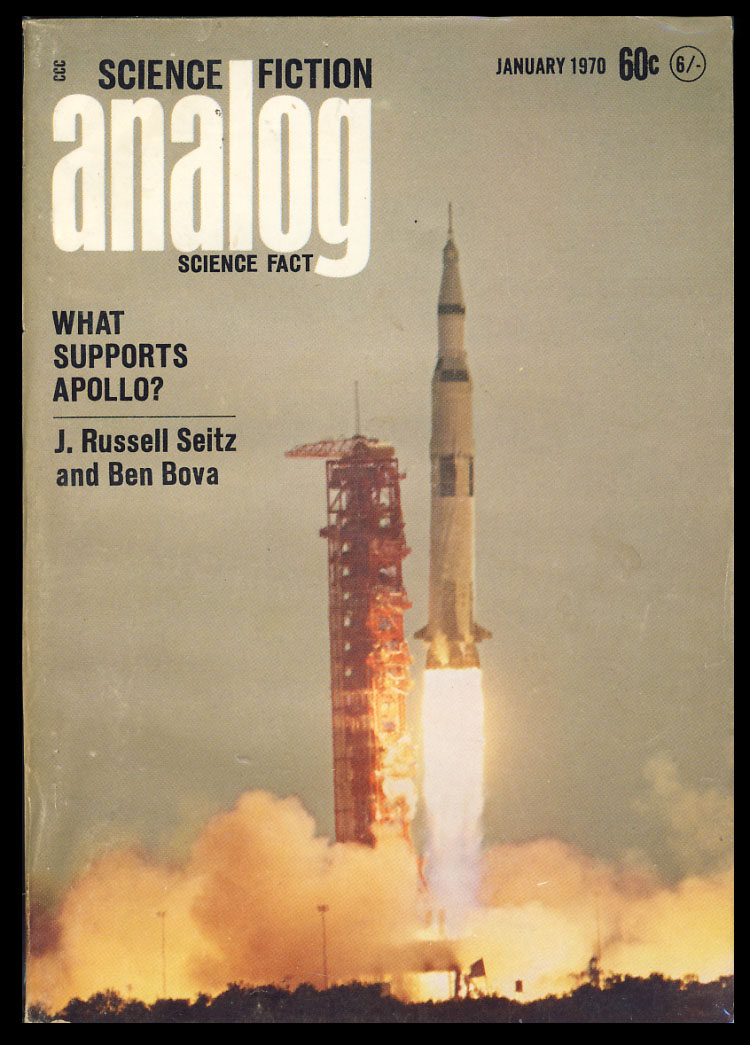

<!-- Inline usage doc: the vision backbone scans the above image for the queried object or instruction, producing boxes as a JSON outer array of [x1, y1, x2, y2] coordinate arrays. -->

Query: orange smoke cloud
[[26, 788, 733, 1014], [470, 838, 733, 999], [26, 791, 423, 1012], [187, 792, 422, 990]]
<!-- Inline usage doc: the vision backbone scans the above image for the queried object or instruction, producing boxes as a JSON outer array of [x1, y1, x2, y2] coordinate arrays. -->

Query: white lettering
[[52, 94, 105, 251], [258, 96, 312, 252], [170, 96, 224, 251], [111, 98, 165, 251], [316, 98, 371, 277], [228, 60, 253, 250]]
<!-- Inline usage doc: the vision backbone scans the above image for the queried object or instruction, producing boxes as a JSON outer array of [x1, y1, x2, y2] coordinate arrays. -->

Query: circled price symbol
[[670, 46, 706, 82]]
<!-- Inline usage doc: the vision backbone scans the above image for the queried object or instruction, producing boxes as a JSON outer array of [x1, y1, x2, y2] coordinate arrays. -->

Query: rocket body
[[416, 222, 490, 668]]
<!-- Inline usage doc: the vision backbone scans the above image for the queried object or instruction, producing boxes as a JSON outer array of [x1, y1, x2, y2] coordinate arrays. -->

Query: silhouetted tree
[[25, 1003, 53, 1023], [57, 989, 126, 1022]]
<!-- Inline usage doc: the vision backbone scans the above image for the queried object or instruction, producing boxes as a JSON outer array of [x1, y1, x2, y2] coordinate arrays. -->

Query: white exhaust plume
[[421, 666, 484, 934]]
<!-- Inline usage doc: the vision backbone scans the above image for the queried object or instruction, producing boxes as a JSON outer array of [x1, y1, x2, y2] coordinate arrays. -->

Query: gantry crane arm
[[286, 436, 391, 460]]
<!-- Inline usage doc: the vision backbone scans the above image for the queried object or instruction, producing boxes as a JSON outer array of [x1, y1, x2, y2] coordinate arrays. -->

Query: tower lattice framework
[[287, 436, 415, 845]]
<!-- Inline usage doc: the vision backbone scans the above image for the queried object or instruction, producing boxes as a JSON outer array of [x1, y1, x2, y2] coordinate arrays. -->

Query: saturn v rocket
[[415, 211, 491, 669]]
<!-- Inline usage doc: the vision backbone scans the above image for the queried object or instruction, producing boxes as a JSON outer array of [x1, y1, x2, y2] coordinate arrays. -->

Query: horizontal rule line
[[52, 415, 237, 419]]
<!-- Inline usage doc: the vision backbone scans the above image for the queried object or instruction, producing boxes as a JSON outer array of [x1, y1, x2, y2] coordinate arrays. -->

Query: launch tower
[[286, 435, 415, 846]]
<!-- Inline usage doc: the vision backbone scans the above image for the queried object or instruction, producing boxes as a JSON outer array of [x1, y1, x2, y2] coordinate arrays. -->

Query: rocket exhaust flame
[[421, 668, 485, 934]]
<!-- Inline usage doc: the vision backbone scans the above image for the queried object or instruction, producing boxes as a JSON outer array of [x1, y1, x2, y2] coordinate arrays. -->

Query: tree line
[[26, 974, 734, 1024]]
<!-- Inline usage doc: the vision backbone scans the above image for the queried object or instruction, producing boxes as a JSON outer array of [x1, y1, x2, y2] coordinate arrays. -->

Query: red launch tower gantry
[[286, 435, 416, 846]]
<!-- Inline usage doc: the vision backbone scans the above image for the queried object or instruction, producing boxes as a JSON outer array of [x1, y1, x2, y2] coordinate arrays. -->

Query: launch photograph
[[22, 17, 733, 1022]]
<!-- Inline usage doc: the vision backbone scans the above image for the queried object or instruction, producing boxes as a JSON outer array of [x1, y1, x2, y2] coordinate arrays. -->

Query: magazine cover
[[23, 16, 733, 1022]]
